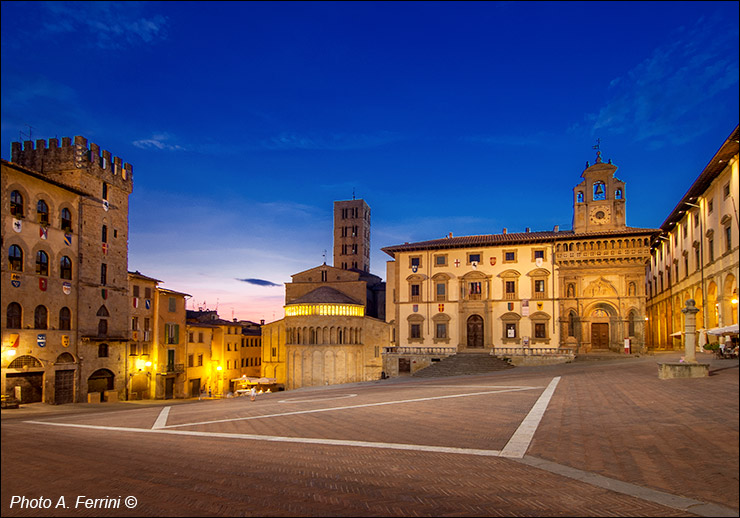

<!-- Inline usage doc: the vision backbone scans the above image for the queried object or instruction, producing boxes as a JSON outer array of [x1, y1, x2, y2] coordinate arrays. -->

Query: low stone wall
[[657, 362, 710, 379]]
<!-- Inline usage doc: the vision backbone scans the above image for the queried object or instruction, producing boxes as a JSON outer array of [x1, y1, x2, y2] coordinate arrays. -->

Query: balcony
[[158, 363, 184, 374]]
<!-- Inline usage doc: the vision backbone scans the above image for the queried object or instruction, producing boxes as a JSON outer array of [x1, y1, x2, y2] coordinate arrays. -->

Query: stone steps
[[412, 353, 514, 378]]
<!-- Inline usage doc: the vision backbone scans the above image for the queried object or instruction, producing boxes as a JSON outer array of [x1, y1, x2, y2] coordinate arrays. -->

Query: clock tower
[[572, 149, 626, 233]]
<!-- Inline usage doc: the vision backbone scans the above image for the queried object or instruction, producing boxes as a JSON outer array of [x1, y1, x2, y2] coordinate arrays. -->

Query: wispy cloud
[[132, 133, 185, 151], [584, 14, 738, 148], [261, 131, 400, 151], [41, 2, 168, 49], [236, 278, 282, 287]]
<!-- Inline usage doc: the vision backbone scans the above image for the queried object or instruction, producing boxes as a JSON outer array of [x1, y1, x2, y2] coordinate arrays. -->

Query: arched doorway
[[589, 305, 614, 350], [467, 315, 484, 348], [87, 369, 114, 399], [6, 355, 44, 403]]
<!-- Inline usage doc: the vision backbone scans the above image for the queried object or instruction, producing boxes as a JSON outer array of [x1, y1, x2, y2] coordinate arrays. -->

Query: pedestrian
[[250, 386, 256, 402]]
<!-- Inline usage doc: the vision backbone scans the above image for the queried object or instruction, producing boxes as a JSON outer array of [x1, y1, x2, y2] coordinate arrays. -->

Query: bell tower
[[572, 146, 626, 234]]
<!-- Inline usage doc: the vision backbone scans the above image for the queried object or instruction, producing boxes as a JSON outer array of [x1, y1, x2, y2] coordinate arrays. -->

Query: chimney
[[502, 228, 507, 234], [260, 319, 265, 325], [525, 227, 530, 233], [448, 232, 453, 238], [553, 225, 560, 232]]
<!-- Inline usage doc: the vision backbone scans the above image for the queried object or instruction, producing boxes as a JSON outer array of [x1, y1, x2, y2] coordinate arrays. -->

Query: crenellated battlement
[[10, 135, 133, 194]]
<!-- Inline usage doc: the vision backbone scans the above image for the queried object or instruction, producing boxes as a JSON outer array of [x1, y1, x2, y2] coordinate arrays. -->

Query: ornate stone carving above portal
[[583, 277, 618, 298]]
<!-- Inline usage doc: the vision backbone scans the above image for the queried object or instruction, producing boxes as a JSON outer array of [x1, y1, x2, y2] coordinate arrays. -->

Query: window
[[59, 307, 71, 330], [168, 297, 176, 312], [683, 224, 687, 238], [410, 324, 421, 339], [36, 251, 49, 276], [469, 281, 482, 299], [197, 354, 203, 366], [7, 302, 22, 329], [165, 323, 179, 344], [694, 211, 699, 228], [97, 305, 109, 317], [436, 282, 446, 301], [10, 191, 24, 217], [98, 343, 109, 357], [695, 247, 701, 271], [9, 245, 23, 271], [145, 287, 151, 298], [708, 199, 713, 214], [198, 332, 203, 343], [130, 344, 138, 356], [410, 256, 421, 269], [436, 323, 447, 339], [188, 354, 194, 368], [100, 263, 107, 285], [60, 256, 72, 279], [684, 254, 689, 278], [593, 181, 606, 201], [61, 208, 72, 232], [102, 225, 108, 243], [534, 323, 546, 339], [505, 281, 516, 295], [132, 316, 139, 331], [468, 253, 481, 264], [102, 182, 108, 200], [504, 251, 516, 262], [615, 188, 623, 200], [34, 305, 48, 329], [726, 225, 733, 252], [568, 311, 577, 337], [434, 254, 447, 266], [98, 319, 108, 336], [708, 238, 714, 262], [576, 191, 584, 203], [37, 200, 49, 225], [505, 323, 517, 338], [410, 284, 421, 301], [133, 285, 140, 297], [534, 279, 545, 293], [724, 182, 731, 198], [533, 250, 545, 261]]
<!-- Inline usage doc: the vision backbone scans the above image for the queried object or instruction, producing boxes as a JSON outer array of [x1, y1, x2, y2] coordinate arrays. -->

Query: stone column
[[682, 299, 701, 363]]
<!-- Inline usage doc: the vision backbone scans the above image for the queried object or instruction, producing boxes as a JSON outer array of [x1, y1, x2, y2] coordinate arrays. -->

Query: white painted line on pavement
[[161, 385, 542, 429], [152, 406, 171, 429], [24, 420, 503, 458], [499, 376, 560, 458]]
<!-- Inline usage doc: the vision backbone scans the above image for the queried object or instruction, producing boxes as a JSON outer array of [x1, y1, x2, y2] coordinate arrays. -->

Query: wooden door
[[591, 323, 609, 349], [467, 315, 484, 348]]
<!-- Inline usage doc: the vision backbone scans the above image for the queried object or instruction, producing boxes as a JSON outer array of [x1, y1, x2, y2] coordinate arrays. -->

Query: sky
[[2, 1, 738, 324]]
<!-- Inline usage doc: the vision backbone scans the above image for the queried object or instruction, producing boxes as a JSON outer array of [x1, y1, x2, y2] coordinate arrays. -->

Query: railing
[[383, 346, 457, 356], [491, 347, 575, 357], [158, 363, 185, 374]]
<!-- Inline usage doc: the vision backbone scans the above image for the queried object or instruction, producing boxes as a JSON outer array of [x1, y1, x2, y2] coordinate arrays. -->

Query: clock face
[[589, 206, 611, 224]]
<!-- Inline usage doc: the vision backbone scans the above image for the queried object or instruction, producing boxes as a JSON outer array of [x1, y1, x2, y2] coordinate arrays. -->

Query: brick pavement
[[2, 352, 738, 517]]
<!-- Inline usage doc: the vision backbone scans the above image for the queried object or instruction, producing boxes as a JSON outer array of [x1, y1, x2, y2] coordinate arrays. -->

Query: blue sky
[[2, 1, 738, 323]]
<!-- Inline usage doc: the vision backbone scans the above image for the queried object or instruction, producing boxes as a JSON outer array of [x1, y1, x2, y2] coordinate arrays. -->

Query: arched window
[[60, 256, 72, 279], [628, 311, 637, 337], [9, 245, 23, 271], [36, 250, 49, 276], [615, 188, 623, 200], [34, 305, 48, 329], [61, 208, 72, 232], [593, 181, 606, 201], [96, 305, 109, 317], [10, 190, 24, 217], [37, 200, 49, 225], [576, 191, 584, 203], [98, 319, 108, 336], [98, 343, 109, 357], [59, 307, 71, 330], [568, 311, 577, 337], [7, 302, 22, 328]]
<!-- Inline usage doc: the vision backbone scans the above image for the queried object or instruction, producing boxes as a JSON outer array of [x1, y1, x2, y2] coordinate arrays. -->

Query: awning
[[707, 324, 740, 336]]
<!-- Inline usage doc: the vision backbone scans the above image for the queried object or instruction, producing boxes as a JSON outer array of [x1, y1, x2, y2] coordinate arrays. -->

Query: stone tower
[[11, 136, 133, 366], [333, 198, 371, 272], [572, 150, 626, 233]]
